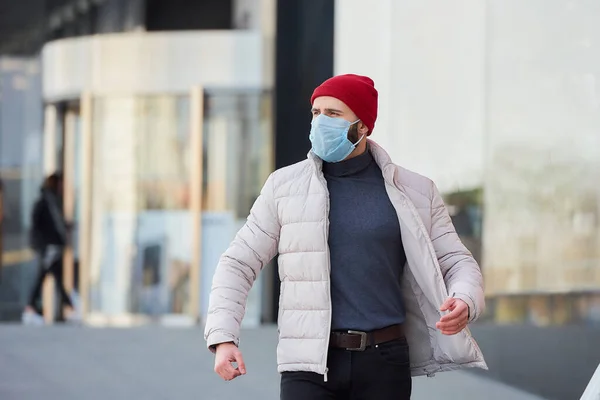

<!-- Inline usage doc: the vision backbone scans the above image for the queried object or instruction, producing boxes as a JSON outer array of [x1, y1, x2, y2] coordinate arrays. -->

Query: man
[[23, 172, 78, 324], [205, 74, 486, 399]]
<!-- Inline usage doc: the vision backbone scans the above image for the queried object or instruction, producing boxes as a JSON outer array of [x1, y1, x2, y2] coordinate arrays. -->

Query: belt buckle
[[346, 330, 367, 351]]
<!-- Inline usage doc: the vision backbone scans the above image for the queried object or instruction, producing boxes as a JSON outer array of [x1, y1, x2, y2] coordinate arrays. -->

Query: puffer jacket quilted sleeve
[[429, 182, 485, 321], [204, 173, 280, 350]]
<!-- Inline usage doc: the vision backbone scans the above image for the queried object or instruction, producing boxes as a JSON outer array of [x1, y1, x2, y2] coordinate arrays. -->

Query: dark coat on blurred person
[[29, 173, 67, 254]]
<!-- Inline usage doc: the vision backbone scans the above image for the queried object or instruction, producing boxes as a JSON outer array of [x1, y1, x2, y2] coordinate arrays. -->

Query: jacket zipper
[[315, 167, 332, 382], [323, 184, 332, 383]]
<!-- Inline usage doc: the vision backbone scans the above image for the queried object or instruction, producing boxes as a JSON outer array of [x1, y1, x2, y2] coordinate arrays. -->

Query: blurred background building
[[0, 1, 599, 399]]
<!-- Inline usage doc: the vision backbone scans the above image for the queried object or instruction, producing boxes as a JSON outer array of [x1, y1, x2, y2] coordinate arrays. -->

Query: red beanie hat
[[311, 74, 378, 134]]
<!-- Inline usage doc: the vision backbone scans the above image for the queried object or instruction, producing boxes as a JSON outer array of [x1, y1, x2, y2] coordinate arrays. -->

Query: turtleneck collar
[[322, 146, 373, 177]]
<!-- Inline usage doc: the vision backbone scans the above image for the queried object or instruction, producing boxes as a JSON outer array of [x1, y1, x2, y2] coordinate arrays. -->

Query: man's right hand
[[214, 342, 246, 381]]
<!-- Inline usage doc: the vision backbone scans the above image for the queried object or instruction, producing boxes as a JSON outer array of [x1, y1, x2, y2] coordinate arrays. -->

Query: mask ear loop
[[354, 134, 365, 146]]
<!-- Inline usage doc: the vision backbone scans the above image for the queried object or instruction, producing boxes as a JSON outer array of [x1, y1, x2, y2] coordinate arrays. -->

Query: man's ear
[[358, 122, 369, 136]]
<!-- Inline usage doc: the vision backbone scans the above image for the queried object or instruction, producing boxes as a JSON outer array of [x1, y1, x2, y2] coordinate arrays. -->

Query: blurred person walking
[[22, 172, 78, 325], [205, 74, 486, 399]]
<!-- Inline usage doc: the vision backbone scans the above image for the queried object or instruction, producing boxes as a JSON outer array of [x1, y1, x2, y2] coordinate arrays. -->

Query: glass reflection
[[90, 95, 192, 316], [200, 89, 273, 326], [87, 90, 273, 323]]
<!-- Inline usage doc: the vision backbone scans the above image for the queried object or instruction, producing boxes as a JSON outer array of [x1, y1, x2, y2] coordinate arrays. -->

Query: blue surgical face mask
[[309, 115, 365, 163]]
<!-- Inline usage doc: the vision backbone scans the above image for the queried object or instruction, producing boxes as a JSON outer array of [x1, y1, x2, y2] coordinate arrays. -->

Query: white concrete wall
[[336, 0, 600, 294], [482, 0, 600, 295], [42, 31, 264, 102], [335, 0, 486, 193]]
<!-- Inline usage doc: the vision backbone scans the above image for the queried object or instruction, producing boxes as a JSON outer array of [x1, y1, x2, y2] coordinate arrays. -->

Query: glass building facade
[[0, 20, 275, 324], [0, 57, 44, 320], [84, 90, 272, 321]]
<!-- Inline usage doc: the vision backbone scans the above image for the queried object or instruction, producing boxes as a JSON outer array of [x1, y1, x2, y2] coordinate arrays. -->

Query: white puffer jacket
[[205, 140, 487, 377]]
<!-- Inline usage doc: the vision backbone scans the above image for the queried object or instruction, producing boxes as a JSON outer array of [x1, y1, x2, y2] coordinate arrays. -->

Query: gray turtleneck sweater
[[323, 147, 407, 332]]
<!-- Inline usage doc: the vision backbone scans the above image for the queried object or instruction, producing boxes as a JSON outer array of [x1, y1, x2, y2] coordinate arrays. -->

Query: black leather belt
[[329, 324, 405, 351]]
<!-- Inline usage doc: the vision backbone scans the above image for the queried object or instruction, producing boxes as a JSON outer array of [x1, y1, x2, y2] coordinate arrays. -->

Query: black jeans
[[280, 338, 412, 400], [28, 252, 73, 312]]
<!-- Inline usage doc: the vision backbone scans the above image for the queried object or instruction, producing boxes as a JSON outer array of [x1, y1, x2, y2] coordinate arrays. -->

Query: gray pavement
[[0, 324, 547, 400]]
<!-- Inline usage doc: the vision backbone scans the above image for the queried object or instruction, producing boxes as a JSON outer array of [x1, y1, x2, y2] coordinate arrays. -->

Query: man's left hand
[[436, 297, 469, 335]]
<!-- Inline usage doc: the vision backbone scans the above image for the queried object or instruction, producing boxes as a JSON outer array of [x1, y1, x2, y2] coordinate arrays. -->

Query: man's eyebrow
[[311, 107, 344, 114]]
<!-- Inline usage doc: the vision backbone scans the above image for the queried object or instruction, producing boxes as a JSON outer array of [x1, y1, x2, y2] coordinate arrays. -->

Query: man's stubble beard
[[347, 124, 360, 144]]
